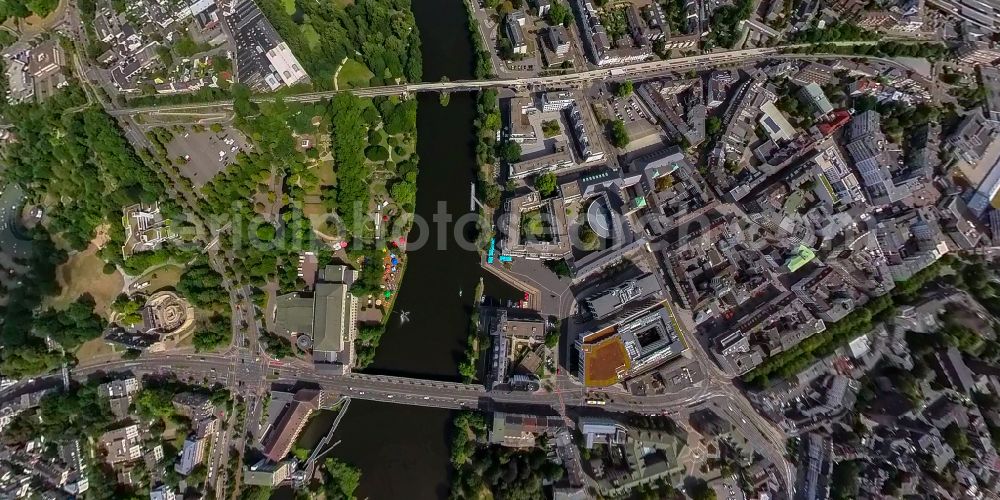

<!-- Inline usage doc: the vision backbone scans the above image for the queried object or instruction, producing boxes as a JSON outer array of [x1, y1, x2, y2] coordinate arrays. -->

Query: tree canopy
[[534, 172, 557, 197], [258, 0, 423, 89], [2, 90, 167, 250], [609, 120, 630, 148]]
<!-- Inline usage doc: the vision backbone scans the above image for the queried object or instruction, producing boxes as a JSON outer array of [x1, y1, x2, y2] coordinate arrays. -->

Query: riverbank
[[458, 278, 485, 383], [462, 0, 494, 79], [327, 2, 522, 498]]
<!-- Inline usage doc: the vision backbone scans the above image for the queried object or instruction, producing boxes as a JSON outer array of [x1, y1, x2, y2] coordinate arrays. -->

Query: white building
[[265, 42, 307, 88]]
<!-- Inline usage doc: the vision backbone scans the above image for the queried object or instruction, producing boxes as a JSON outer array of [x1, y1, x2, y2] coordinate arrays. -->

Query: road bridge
[[110, 46, 790, 116], [74, 353, 720, 412], [72, 352, 794, 495], [106, 41, 940, 118]]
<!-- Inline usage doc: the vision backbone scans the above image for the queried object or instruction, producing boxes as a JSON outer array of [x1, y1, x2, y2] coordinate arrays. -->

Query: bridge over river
[[72, 353, 724, 415]]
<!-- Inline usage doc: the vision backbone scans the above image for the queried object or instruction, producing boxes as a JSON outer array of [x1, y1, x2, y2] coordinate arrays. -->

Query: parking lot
[[165, 126, 250, 187], [607, 94, 660, 142]]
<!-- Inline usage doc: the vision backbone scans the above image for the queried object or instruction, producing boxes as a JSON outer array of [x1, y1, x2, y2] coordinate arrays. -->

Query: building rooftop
[[262, 389, 321, 462], [579, 329, 631, 387], [785, 245, 816, 272], [585, 273, 663, 320], [313, 282, 350, 354], [759, 101, 796, 142]]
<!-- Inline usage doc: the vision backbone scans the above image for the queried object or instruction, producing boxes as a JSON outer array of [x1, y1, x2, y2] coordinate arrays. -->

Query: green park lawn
[[301, 24, 321, 49], [337, 58, 375, 88]]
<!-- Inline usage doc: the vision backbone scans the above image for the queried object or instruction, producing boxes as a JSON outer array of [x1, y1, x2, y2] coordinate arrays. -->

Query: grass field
[[47, 248, 124, 318], [75, 337, 119, 362], [135, 264, 184, 293], [282, 0, 296, 15], [337, 58, 374, 88], [301, 23, 321, 49]]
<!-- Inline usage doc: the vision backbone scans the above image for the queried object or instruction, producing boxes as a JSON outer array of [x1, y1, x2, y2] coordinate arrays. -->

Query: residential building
[[541, 91, 574, 112], [174, 436, 207, 475], [243, 458, 296, 486], [797, 83, 834, 118], [262, 389, 321, 462], [488, 412, 563, 448], [506, 13, 528, 55], [759, 101, 796, 142], [546, 26, 570, 56], [150, 485, 177, 500], [571, 0, 652, 66], [99, 425, 142, 465], [98, 377, 140, 399], [172, 392, 214, 419]]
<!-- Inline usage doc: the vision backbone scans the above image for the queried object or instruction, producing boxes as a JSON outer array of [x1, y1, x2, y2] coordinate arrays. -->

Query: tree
[[830, 460, 861, 500], [389, 180, 417, 209], [176, 259, 226, 309], [192, 315, 231, 352], [354, 324, 385, 368], [689, 479, 717, 500], [534, 172, 557, 197], [327, 93, 374, 232], [324, 459, 361, 500], [500, 141, 522, 163], [546, 1, 572, 27], [545, 259, 571, 278], [608, 120, 630, 148], [364, 145, 390, 161], [35, 299, 106, 351], [579, 224, 599, 250], [706, 116, 723, 136], [614, 80, 634, 98]]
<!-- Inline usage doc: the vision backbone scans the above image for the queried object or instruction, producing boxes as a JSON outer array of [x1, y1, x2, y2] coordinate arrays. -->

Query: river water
[[316, 1, 519, 498]]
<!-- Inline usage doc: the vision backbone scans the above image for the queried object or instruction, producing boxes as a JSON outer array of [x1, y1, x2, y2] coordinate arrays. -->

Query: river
[[315, 1, 518, 498]]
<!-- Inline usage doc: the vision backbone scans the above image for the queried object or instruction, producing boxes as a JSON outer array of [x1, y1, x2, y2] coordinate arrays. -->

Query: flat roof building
[[175, 436, 207, 475], [121, 202, 177, 258], [584, 273, 664, 320], [759, 101, 797, 142], [27, 40, 64, 80], [489, 412, 563, 448], [981, 66, 1000, 123], [265, 42, 307, 87], [576, 308, 684, 387], [98, 377, 139, 399], [274, 265, 359, 373], [243, 458, 296, 487], [797, 83, 834, 118], [99, 425, 142, 465]]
